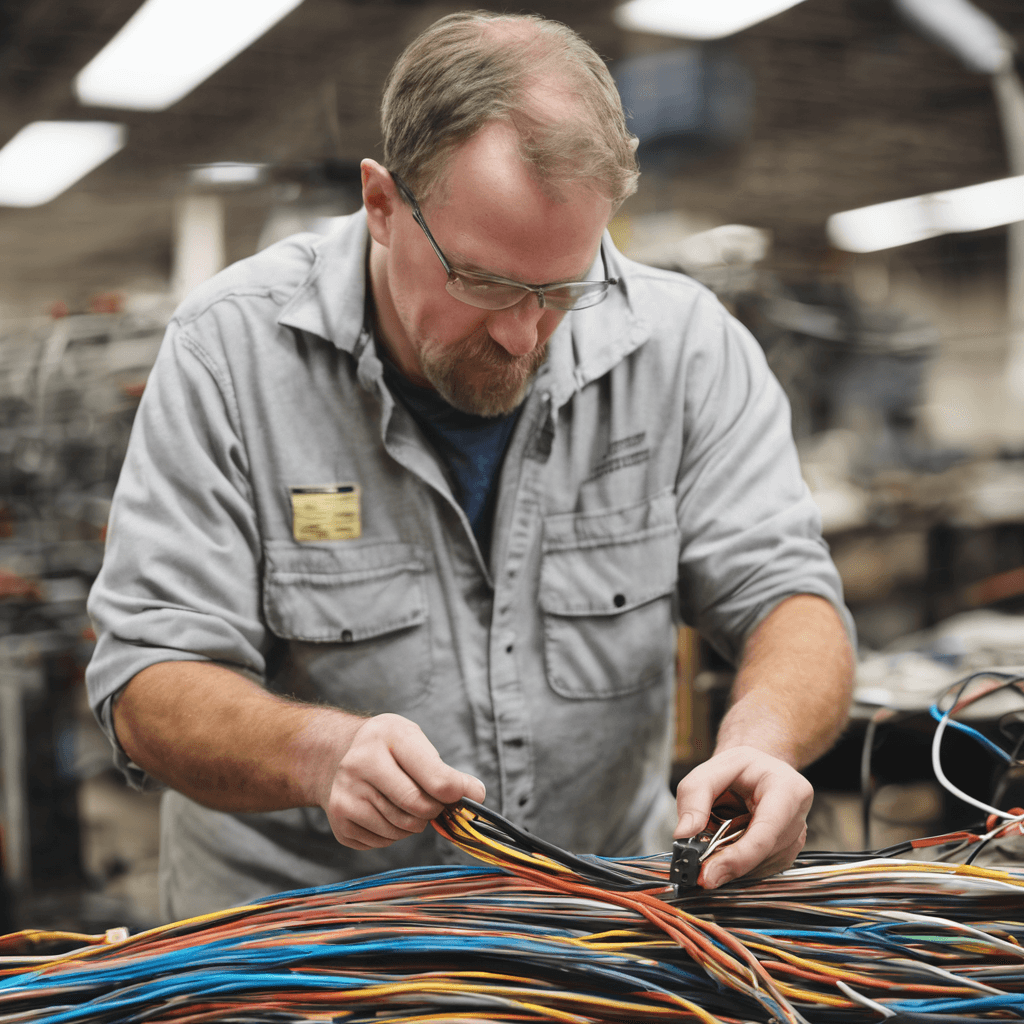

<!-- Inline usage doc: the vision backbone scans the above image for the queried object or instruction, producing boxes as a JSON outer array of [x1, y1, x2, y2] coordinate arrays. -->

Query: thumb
[[674, 773, 718, 840], [460, 772, 486, 803], [675, 806, 709, 840]]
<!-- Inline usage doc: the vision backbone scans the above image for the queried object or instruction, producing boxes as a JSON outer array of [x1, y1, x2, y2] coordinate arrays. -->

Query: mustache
[[418, 329, 549, 417]]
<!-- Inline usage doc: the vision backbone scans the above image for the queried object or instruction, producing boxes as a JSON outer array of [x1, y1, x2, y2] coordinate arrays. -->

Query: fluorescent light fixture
[[0, 121, 126, 207], [613, 0, 808, 40], [75, 0, 305, 111], [894, 0, 1013, 76], [188, 162, 267, 186], [828, 175, 1024, 253]]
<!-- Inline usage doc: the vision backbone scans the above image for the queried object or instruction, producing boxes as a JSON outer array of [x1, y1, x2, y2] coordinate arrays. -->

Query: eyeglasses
[[391, 173, 618, 312]]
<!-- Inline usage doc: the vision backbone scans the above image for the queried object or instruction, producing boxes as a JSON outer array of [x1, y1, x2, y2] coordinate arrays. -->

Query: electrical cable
[[4, 798, 1024, 1024], [929, 671, 1024, 822], [8, 672, 1024, 1022]]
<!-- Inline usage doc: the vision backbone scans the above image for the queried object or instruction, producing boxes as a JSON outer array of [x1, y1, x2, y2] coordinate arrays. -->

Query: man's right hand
[[322, 713, 486, 850], [114, 664, 484, 848]]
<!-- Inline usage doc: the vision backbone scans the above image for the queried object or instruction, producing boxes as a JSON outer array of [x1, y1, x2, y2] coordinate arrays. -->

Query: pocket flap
[[263, 541, 427, 643], [540, 493, 679, 617]]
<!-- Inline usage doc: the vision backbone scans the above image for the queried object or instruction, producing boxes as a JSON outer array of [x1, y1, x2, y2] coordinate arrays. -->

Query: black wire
[[963, 834, 993, 865], [859, 707, 919, 850], [997, 708, 1024, 751], [860, 712, 879, 851], [943, 673, 1024, 820], [458, 798, 659, 891]]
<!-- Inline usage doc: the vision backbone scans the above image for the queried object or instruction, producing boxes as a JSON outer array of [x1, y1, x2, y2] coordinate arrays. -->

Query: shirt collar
[[276, 207, 372, 353], [275, 209, 649, 408], [542, 238, 649, 411]]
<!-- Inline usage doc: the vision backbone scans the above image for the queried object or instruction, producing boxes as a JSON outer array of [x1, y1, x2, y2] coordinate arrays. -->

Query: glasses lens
[[543, 282, 610, 311], [446, 273, 613, 311], [446, 274, 530, 310]]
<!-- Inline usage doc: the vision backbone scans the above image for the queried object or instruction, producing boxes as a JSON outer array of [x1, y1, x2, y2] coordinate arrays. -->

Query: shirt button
[[341, 629, 353, 642]]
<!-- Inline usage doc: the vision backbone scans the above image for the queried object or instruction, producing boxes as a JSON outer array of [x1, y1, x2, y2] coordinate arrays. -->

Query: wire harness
[[3, 794, 1024, 1023]]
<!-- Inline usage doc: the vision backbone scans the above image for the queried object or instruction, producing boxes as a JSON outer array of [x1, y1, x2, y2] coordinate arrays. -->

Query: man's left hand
[[674, 744, 813, 888]]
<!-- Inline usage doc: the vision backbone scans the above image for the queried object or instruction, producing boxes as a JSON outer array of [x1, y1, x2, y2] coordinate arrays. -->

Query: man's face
[[366, 123, 613, 417]]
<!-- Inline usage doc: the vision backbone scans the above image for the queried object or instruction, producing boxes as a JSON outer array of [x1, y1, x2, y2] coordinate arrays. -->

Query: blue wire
[[929, 702, 1012, 762], [890, 994, 1024, 1013]]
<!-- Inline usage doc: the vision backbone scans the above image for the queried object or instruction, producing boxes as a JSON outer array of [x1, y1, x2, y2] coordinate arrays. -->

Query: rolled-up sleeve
[[86, 320, 267, 786], [674, 293, 854, 664]]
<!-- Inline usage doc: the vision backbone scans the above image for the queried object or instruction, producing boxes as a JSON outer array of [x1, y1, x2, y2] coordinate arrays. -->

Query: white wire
[[931, 698, 1022, 821], [885, 958, 1004, 994], [835, 981, 894, 1017]]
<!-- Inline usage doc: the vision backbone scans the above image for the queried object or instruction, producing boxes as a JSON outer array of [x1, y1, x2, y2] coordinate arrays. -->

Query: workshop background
[[1, 0, 1023, 932]]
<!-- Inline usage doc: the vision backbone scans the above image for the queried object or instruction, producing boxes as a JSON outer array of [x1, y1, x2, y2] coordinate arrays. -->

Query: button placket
[[487, 392, 552, 819]]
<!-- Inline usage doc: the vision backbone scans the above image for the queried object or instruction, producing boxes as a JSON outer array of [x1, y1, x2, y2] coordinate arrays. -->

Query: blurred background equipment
[[1, 0, 1024, 929], [0, 301, 164, 928]]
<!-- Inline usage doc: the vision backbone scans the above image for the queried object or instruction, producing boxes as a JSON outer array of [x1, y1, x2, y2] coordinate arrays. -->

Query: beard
[[417, 329, 548, 417]]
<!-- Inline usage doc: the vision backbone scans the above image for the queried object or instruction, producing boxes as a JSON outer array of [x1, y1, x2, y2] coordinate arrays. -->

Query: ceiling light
[[0, 121, 126, 207], [894, 0, 1014, 76], [188, 162, 267, 186], [613, 0, 808, 40], [75, 0, 305, 111], [828, 175, 1024, 253]]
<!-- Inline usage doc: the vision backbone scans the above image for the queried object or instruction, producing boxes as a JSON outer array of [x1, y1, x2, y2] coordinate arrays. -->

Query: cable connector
[[669, 837, 709, 891], [669, 810, 751, 895]]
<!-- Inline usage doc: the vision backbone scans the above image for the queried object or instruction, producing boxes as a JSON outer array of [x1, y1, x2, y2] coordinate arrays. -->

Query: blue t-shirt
[[379, 350, 522, 554]]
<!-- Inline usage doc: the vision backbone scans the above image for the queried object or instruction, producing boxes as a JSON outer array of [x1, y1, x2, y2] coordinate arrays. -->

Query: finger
[[700, 794, 809, 887], [356, 749, 448, 820], [367, 786, 432, 835], [333, 817, 403, 850], [457, 770, 486, 804], [747, 831, 806, 878], [701, 828, 805, 888], [391, 735, 485, 807], [330, 793, 420, 848], [674, 756, 741, 837]]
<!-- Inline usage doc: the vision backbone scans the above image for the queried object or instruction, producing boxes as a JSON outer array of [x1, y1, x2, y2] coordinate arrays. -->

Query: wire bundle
[[861, 669, 1024, 857], [2, 794, 1024, 1024]]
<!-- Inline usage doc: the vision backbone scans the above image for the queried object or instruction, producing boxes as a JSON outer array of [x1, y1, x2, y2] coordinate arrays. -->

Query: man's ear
[[361, 159, 397, 247]]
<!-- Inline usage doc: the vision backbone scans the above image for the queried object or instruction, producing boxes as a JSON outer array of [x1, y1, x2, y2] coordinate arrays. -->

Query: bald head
[[379, 11, 639, 211]]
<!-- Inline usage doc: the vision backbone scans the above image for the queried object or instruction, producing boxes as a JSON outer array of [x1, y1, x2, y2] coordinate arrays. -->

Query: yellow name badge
[[290, 484, 361, 542]]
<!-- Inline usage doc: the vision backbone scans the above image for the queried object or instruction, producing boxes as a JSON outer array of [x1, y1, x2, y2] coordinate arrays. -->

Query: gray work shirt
[[85, 210, 851, 920]]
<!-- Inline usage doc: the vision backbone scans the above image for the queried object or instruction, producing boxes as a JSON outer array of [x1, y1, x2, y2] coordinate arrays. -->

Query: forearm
[[113, 661, 365, 813], [715, 594, 855, 769]]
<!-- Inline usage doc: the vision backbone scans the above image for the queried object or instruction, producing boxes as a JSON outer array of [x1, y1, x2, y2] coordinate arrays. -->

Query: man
[[86, 10, 854, 921]]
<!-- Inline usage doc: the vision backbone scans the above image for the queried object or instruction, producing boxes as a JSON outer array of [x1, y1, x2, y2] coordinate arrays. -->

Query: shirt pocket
[[261, 540, 432, 713], [540, 490, 679, 700]]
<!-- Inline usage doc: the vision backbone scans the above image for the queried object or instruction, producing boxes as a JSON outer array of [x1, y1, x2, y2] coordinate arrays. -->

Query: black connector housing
[[669, 838, 708, 893]]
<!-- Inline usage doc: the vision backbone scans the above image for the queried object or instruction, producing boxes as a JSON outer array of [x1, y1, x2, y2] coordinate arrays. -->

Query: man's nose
[[486, 294, 547, 356]]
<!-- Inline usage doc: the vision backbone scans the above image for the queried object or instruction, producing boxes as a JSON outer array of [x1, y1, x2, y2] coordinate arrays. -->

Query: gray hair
[[380, 10, 639, 209]]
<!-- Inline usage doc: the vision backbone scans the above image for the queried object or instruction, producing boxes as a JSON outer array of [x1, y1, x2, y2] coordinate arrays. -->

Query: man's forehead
[[423, 124, 611, 283], [436, 206, 606, 286]]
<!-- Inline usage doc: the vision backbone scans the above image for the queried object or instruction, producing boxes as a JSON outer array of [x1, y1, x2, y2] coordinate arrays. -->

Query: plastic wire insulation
[[4, 796, 1024, 1021]]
